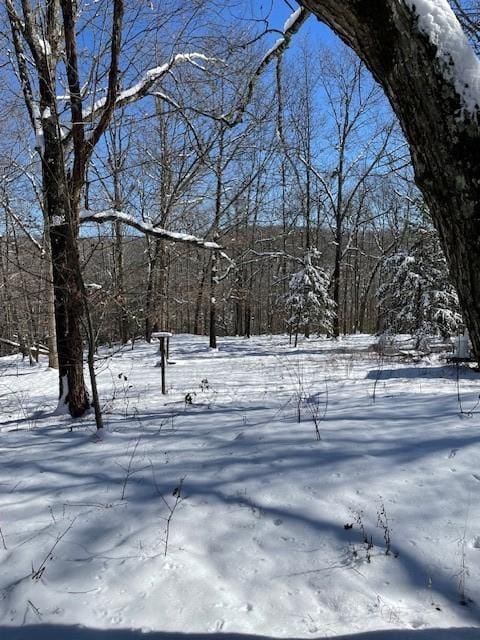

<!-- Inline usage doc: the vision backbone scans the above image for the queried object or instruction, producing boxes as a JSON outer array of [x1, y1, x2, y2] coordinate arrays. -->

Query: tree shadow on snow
[[365, 365, 478, 382], [0, 624, 479, 640]]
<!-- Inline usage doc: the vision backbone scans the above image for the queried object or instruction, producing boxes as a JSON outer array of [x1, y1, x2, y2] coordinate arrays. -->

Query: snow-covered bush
[[284, 249, 336, 341], [377, 226, 462, 346]]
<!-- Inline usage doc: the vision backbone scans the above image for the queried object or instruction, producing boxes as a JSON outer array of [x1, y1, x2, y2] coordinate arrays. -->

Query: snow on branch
[[256, 7, 310, 70], [224, 7, 310, 127], [404, 0, 480, 117], [80, 209, 222, 250], [214, 251, 236, 282], [0, 337, 49, 355], [82, 53, 219, 123]]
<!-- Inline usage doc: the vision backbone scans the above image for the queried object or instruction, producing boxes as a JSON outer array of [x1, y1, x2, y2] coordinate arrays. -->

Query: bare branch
[[18, 0, 44, 64], [60, 0, 86, 190], [87, 0, 124, 151], [5, 2, 42, 146], [1, 189, 44, 255], [224, 7, 310, 127]]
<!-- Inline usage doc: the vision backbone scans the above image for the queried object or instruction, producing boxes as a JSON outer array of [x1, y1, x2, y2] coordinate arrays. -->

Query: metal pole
[[160, 337, 167, 394]]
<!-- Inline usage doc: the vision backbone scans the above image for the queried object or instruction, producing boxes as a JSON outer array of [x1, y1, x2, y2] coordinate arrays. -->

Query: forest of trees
[[0, 0, 479, 418]]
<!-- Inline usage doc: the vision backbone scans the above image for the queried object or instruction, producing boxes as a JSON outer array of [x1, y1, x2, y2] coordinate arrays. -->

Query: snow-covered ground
[[0, 334, 480, 640]]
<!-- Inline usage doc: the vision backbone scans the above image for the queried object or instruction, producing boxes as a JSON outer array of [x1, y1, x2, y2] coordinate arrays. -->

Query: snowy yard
[[0, 334, 480, 639]]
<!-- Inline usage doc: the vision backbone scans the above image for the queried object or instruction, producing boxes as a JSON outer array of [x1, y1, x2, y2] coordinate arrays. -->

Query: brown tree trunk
[[114, 219, 129, 345], [193, 264, 207, 335], [209, 250, 218, 349], [244, 305, 251, 339], [45, 247, 59, 369], [301, 0, 480, 361], [145, 239, 160, 342], [6, 0, 123, 418], [42, 113, 89, 416], [158, 243, 169, 331], [49, 219, 89, 417], [332, 231, 342, 338]]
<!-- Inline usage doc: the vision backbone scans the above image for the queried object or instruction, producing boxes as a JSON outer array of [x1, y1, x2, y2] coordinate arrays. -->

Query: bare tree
[[296, 47, 395, 337], [4, 0, 220, 415], [299, 1, 480, 361]]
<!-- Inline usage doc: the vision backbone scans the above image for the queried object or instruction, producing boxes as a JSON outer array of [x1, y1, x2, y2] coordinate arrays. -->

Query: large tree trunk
[[193, 264, 207, 335], [209, 250, 218, 349], [301, 0, 480, 360], [145, 239, 160, 343], [49, 219, 89, 417], [45, 250, 59, 369], [114, 219, 129, 345], [6, 0, 124, 418], [48, 204, 89, 416], [332, 224, 342, 338], [43, 116, 89, 417]]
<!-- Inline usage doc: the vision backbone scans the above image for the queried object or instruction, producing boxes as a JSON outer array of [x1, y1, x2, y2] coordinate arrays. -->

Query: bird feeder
[[151, 332, 173, 394]]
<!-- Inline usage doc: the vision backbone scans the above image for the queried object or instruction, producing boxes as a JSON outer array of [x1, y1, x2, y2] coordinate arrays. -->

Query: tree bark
[[45, 246, 59, 369], [209, 249, 218, 349], [49, 221, 89, 416], [193, 264, 207, 335], [41, 107, 89, 416], [112, 159, 129, 345], [145, 239, 160, 342], [48, 211, 89, 416], [6, 0, 124, 417], [300, 0, 480, 360]]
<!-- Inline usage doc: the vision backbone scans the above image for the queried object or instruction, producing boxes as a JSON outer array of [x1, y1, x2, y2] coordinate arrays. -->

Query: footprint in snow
[[448, 448, 458, 459], [472, 474, 480, 482]]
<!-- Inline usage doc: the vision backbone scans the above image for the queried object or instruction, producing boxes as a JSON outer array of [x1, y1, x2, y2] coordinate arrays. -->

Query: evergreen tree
[[377, 226, 462, 347], [285, 249, 336, 345]]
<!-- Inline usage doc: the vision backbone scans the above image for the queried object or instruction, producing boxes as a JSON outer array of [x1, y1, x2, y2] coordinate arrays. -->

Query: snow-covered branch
[[82, 53, 219, 124], [0, 337, 49, 355], [224, 7, 310, 127], [80, 209, 222, 250], [215, 251, 236, 282], [403, 0, 480, 117]]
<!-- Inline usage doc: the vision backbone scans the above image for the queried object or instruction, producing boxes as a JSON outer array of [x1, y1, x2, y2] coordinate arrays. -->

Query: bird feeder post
[[151, 332, 173, 395]]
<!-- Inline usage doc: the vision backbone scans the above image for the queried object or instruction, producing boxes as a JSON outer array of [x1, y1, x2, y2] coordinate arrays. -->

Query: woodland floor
[[0, 334, 480, 639]]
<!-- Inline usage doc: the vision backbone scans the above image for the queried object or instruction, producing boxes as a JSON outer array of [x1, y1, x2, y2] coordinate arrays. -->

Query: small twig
[[48, 506, 56, 524], [150, 474, 186, 557], [308, 379, 329, 441], [23, 599, 42, 625], [162, 479, 185, 557], [121, 436, 142, 500], [27, 599, 42, 618], [0, 526, 7, 550], [372, 350, 385, 403], [376, 501, 392, 556], [457, 502, 471, 606], [31, 518, 76, 581]]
